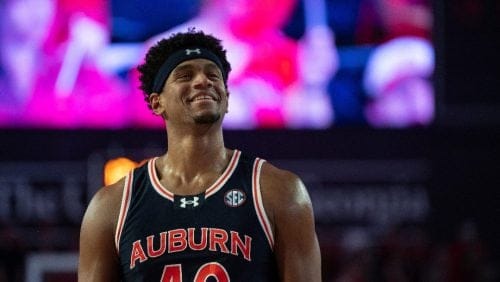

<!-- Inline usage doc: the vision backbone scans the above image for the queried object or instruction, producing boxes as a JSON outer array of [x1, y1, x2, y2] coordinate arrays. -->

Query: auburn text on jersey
[[129, 227, 252, 269]]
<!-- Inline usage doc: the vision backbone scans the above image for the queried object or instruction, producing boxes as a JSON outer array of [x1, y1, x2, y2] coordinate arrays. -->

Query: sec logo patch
[[224, 189, 246, 207]]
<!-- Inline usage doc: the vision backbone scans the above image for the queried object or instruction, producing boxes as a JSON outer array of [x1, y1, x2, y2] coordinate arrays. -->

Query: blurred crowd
[[320, 221, 497, 282]]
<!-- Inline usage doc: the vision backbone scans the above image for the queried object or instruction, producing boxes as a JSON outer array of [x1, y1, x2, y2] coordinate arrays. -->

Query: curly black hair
[[137, 29, 232, 107]]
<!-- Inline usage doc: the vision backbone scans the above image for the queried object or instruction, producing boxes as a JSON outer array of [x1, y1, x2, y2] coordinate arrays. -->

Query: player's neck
[[157, 146, 231, 194], [162, 127, 228, 176]]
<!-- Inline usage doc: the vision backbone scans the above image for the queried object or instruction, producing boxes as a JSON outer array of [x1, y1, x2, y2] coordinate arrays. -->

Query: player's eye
[[207, 72, 221, 80], [175, 72, 192, 81]]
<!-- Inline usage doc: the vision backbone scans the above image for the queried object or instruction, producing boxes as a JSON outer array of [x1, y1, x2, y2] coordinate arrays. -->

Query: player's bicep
[[78, 188, 121, 281]]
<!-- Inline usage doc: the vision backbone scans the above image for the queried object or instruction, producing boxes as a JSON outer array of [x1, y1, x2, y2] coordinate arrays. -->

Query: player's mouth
[[188, 93, 218, 103]]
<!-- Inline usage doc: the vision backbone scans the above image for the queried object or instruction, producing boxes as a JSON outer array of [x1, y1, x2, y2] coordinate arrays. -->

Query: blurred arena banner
[[0, 161, 87, 281], [0, 162, 87, 241]]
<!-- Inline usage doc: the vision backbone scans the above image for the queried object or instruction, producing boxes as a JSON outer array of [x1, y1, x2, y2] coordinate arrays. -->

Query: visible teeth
[[194, 95, 213, 101]]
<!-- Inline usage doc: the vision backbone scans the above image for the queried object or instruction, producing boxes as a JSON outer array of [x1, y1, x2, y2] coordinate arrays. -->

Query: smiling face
[[149, 58, 229, 126]]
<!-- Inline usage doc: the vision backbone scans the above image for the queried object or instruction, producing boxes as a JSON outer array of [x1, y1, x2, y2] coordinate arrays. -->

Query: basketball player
[[78, 29, 321, 281]]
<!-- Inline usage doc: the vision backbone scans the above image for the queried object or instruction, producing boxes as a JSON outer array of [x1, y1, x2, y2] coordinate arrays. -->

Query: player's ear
[[149, 93, 164, 115]]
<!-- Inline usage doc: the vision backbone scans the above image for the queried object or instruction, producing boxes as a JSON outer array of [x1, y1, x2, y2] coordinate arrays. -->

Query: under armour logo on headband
[[152, 47, 226, 93], [185, 48, 201, 55]]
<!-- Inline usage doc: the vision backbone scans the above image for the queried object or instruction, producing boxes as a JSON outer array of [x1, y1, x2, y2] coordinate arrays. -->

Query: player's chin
[[193, 112, 222, 124]]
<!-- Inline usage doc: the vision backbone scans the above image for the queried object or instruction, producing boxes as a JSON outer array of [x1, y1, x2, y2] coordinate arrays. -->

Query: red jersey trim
[[115, 171, 134, 253], [149, 158, 175, 201], [252, 158, 275, 249], [149, 150, 241, 200], [205, 150, 241, 198]]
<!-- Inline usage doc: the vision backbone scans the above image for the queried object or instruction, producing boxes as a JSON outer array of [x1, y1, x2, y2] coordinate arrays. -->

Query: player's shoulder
[[260, 161, 302, 191], [94, 178, 126, 203], [85, 178, 127, 224], [91, 159, 148, 209], [259, 161, 309, 207], [259, 161, 313, 225]]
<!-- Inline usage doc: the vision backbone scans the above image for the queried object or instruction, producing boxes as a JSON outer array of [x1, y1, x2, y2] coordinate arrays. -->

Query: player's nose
[[192, 72, 213, 89]]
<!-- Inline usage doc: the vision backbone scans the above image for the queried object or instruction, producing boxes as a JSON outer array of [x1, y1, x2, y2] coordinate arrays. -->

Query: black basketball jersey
[[115, 150, 279, 281]]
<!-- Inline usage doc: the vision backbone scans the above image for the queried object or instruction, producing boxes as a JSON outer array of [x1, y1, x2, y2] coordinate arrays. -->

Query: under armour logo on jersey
[[180, 197, 199, 208], [224, 189, 246, 207], [185, 48, 201, 55], [174, 194, 205, 209]]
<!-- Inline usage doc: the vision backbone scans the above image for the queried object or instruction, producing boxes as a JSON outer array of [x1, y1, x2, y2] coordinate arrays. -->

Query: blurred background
[[0, 0, 499, 281]]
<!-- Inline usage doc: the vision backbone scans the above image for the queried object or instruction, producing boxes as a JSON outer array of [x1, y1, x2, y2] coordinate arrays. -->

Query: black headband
[[152, 47, 226, 93]]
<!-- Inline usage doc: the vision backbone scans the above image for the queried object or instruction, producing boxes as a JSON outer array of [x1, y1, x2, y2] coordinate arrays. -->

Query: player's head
[[138, 29, 232, 109]]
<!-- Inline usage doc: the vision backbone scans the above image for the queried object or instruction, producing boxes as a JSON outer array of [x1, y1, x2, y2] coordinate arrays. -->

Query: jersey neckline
[[148, 150, 242, 201]]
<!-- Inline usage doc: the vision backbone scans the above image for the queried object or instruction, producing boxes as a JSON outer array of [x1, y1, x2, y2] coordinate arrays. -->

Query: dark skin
[[78, 58, 321, 281]]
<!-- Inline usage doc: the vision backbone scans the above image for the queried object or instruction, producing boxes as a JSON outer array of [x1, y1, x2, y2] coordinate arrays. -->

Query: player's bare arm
[[78, 179, 124, 282], [260, 162, 322, 282]]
